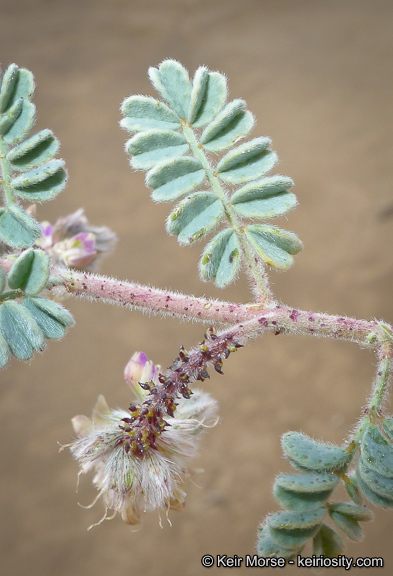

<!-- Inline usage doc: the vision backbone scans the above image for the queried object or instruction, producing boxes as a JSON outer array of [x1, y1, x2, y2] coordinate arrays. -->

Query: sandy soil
[[1, 1, 393, 574]]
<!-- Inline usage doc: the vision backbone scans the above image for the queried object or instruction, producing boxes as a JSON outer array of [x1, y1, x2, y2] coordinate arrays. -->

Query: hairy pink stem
[[52, 265, 262, 324], [52, 266, 386, 347], [0, 258, 387, 346]]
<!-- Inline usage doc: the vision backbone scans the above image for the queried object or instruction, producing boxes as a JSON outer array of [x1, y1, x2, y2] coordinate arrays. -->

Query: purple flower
[[70, 352, 218, 527], [37, 209, 117, 270]]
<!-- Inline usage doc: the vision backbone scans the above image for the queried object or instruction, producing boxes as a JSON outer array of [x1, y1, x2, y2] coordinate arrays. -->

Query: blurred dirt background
[[1, 1, 393, 574]]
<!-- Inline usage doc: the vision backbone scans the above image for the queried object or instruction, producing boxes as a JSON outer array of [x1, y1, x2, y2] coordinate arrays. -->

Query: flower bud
[[124, 351, 160, 400]]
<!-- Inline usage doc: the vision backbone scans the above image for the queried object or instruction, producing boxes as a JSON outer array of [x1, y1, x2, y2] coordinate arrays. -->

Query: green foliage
[[0, 64, 67, 249], [355, 421, 393, 507], [199, 99, 254, 152], [121, 59, 302, 288], [0, 204, 41, 247], [328, 502, 372, 542], [121, 96, 181, 132], [6, 128, 59, 171], [231, 176, 296, 219], [166, 191, 224, 244], [0, 260, 75, 367], [343, 473, 363, 505], [0, 64, 73, 366], [359, 423, 393, 478], [383, 417, 393, 443], [11, 159, 66, 202], [0, 300, 44, 360], [281, 431, 351, 472], [257, 430, 373, 559], [199, 229, 240, 288], [217, 137, 276, 183], [245, 225, 303, 271], [312, 523, 344, 557], [146, 156, 205, 202], [7, 249, 49, 294], [22, 296, 74, 340], [127, 130, 188, 170], [273, 472, 338, 511]]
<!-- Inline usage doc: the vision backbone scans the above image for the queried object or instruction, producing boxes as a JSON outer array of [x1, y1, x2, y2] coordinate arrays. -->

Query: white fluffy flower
[[70, 352, 218, 526]]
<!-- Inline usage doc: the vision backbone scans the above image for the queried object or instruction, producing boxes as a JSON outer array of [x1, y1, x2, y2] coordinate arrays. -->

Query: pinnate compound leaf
[[167, 191, 224, 245], [217, 137, 277, 184], [245, 225, 302, 270], [126, 130, 189, 170], [189, 69, 227, 128], [6, 129, 59, 171], [313, 524, 344, 557], [199, 229, 240, 288], [360, 423, 393, 478], [146, 157, 205, 202], [0, 300, 44, 360], [121, 95, 181, 133], [22, 296, 74, 339], [282, 431, 350, 472], [148, 60, 191, 119], [200, 99, 254, 152], [11, 159, 67, 202], [0, 204, 41, 248], [7, 249, 49, 295], [231, 176, 297, 219]]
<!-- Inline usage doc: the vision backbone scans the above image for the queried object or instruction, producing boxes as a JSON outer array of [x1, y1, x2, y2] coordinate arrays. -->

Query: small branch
[[0, 257, 387, 348], [53, 264, 261, 324]]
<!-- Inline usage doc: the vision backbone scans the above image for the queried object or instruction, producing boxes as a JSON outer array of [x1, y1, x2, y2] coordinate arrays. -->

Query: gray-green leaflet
[[121, 59, 302, 288]]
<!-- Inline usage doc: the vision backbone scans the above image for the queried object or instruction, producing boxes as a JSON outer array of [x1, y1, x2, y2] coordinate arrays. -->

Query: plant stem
[[181, 122, 274, 303], [18, 262, 385, 350], [350, 343, 393, 447], [0, 256, 388, 349]]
